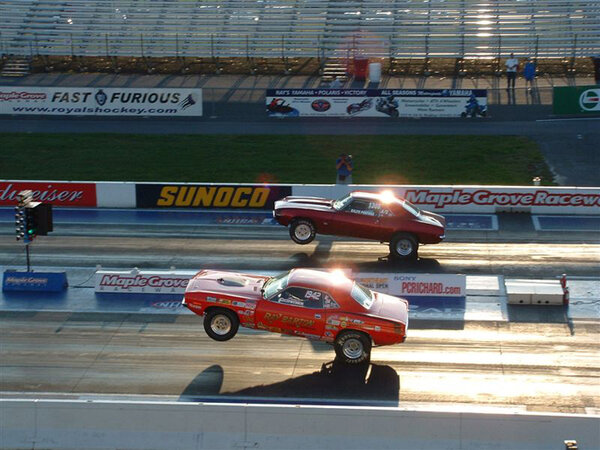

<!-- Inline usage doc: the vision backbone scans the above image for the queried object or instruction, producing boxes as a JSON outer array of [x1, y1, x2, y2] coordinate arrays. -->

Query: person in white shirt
[[505, 53, 519, 90]]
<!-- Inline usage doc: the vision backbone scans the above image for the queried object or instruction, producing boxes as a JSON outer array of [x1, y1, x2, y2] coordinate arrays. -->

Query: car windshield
[[350, 282, 374, 309], [401, 199, 421, 217], [332, 194, 353, 211], [262, 271, 291, 299]]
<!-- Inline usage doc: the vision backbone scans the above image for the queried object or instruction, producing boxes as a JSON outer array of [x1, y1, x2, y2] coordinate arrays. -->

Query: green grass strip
[[0, 133, 553, 185]]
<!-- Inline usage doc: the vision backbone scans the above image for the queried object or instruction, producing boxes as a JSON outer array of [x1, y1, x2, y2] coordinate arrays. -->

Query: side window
[[323, 293, 340, 309], [272, 287, 305, 307], [347, 200, 377, 217], [272, 287, 334, 309]]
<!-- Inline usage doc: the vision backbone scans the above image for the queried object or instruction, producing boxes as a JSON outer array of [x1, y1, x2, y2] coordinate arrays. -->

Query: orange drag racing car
[[183, 268, 409, 364]]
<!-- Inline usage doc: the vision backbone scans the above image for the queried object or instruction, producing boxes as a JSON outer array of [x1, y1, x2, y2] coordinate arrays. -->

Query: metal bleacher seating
[[0, 0, 599, 60]]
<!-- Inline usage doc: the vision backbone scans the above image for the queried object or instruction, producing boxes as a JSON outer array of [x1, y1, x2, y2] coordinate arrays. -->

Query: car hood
[[369, 292, 409, 325], [185, 270, 267, 300], [274, 196, 334, 212], [418, 210, 446, 228]]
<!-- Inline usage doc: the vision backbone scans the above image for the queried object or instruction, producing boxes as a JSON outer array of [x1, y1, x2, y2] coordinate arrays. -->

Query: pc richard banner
[[266, 88, 487, 118]]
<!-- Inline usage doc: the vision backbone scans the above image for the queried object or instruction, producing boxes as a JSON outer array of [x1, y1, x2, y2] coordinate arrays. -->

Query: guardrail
[[1, 181, 599, 214], [2, 399, 598, 450]]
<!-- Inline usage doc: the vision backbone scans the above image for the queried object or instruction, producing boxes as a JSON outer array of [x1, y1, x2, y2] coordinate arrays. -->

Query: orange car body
[[183, 268, 408, 346]]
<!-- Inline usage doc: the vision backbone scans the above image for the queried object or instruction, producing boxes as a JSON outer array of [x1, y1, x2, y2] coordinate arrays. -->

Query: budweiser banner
[[0, 181, 97, 206], [355, 273, 466, 298], [95, 270, 197, 294], [266, 88, 487, 118], [0, 86, 202, 117]]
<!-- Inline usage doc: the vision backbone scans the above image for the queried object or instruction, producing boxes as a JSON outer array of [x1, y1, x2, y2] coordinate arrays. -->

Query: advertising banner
[[355, 273, 466, 298], [266, 88, 487, 118], [3, 271, 68, 292], [553, 85, 600, 115], [0, 87, 202, 117], [136, 183, 292, 209], [0, 181, 97, 206], [95, 270, 196, 294], [291, 185, 600, 214]]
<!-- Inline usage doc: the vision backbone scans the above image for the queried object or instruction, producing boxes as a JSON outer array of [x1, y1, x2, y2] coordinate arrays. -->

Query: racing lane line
[[536, 117, 600, 122]]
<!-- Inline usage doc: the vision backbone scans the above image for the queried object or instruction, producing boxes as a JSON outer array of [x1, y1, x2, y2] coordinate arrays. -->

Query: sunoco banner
[[266, 89, 487, 118], [136, 183, 292, 209], [0, 87, 202, 116]]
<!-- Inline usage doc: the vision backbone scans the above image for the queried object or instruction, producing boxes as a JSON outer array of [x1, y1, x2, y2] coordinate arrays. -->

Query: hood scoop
[[217, 277, 247, 287]]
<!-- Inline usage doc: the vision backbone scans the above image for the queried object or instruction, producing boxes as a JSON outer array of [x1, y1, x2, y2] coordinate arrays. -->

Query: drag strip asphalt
[[2, 311, 598, 413]]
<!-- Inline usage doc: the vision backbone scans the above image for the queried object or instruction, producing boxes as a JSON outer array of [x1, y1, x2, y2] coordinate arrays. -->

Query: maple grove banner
[[266, 88, 487, 118]]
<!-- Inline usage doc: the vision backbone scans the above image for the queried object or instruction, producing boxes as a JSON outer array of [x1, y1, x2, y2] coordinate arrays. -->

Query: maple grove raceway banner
[[266, 88, 487, 118], [0, 87, 202, 117], [0, 181, 97, 206]]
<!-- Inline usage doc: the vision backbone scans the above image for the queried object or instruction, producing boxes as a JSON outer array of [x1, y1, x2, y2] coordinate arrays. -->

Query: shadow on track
[[179, 358, 400, 405]]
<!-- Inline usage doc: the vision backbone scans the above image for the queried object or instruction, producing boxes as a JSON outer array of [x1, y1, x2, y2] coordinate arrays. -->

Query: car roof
[[288, 268, 354, 295], [350, 191, 382, 201]]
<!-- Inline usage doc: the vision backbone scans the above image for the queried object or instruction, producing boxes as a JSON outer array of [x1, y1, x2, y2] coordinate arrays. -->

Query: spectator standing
[[505, 53, 519, 90], [523, 58, 536, 90], [329, 77, 342, 89], [336, 153, 353, 184]]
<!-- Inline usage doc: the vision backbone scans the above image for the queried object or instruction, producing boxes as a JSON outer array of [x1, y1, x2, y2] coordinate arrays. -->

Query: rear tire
[[289, 219, 316, 245], [390, 232, 418, 260], [334, 330, 371, 364], [204, 308, 239, 341]]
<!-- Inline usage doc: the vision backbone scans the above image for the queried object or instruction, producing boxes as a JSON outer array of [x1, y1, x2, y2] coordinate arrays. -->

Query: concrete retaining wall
[[2, 399, 598, 450]]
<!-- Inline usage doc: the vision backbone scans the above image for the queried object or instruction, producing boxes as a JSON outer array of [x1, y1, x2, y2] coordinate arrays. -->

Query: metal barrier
[[1, 0, 599, 60]]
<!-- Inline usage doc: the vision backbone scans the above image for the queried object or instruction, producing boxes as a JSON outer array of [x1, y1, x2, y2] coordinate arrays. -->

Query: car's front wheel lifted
[[334, 330, 371, 364], [289, 219, 316, 245], [204, 308, 239, 341], [389, 233, 418, 260]]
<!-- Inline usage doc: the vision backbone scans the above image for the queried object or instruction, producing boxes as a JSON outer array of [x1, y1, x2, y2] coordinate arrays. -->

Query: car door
[[255, 286, 325, 339], [330, 198, 383, 239]]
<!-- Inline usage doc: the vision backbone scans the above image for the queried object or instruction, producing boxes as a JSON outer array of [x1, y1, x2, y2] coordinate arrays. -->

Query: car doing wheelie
[[273, 191, 445, 260], [183, 268, 409, 364]]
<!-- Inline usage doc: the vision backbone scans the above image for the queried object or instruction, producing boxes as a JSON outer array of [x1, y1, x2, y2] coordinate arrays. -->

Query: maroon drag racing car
[[273, 191, 445, 259]]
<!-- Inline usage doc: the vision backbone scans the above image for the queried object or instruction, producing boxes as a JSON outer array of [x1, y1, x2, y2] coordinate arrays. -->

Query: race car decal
[[216, 298, 231, 305], [206, 296, 217, 302], [280, 297, 304, 307]]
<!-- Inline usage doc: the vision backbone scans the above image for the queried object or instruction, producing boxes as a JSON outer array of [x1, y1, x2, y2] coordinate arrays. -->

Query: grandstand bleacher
[[1, 0, 599, 75]]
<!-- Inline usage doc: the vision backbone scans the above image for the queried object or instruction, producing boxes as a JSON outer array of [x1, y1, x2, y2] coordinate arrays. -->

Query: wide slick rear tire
[[334, 330, 371, 364], [390, 232, 418, 260], [204, 308, 239, 341], [289, 219, 316, 245]]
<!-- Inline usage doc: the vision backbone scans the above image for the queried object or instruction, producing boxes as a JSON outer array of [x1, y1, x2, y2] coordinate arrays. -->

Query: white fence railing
[[1, 0, 599, 59]]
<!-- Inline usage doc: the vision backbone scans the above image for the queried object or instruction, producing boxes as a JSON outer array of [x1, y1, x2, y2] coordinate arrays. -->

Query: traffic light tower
[[14, 190, 54, 271]]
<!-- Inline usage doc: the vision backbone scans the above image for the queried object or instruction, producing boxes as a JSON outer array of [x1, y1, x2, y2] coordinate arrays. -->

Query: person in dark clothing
[[336, 153, 353, 184]]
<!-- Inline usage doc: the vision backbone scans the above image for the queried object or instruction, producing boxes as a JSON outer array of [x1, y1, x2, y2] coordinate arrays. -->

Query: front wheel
[[204, 308, 239, 341], [334, 331, 371, 364], [289, 219, 316, 245], [389, 232, 418, 260]]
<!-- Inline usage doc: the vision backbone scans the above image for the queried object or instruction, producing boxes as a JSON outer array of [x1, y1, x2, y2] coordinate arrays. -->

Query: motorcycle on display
[[461, 95, 487, 118], [346, 98, 373, 115], [375, 96, 399, 118]]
